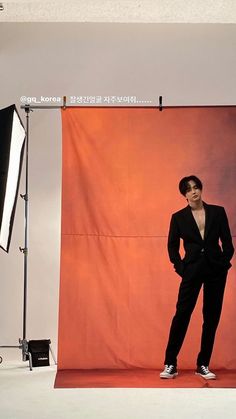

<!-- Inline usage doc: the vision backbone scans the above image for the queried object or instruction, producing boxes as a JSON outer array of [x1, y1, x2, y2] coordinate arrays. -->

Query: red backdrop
[[58, 107, 236, 370]]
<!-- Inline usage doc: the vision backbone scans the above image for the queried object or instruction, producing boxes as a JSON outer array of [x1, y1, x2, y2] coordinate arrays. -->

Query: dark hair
[[179, 175, 203, 196]]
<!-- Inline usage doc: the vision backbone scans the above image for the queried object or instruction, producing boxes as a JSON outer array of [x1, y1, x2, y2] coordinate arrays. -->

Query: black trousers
[[164, 256, 227, 367]]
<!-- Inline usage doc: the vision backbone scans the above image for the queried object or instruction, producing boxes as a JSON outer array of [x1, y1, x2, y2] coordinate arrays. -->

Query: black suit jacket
[[168, 202, 234, 277]]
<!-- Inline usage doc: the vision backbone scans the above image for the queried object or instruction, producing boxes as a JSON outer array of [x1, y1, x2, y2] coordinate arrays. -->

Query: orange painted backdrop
[[58, 107, 236, 370]]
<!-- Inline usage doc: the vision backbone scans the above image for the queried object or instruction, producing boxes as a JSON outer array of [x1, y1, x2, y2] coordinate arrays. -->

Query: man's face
[[185, 180, 202, 205]]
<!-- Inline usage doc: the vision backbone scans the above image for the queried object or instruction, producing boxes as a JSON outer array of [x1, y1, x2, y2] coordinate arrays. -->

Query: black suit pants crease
[[164, 256, 227, 367]]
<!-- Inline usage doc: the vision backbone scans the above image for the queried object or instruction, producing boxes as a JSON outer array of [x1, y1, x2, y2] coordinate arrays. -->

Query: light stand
[[19, 104, 30, 365], [0, 105, 56, 370], [0, 105, 33, 369]]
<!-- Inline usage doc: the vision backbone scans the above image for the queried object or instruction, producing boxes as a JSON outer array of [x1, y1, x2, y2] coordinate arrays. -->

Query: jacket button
[[201, 248, 205, 253]]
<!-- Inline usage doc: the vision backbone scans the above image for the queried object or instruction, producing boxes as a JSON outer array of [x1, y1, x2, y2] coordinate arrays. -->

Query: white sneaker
[[160, 365, 178, 379], [195, 365, 216, 380]]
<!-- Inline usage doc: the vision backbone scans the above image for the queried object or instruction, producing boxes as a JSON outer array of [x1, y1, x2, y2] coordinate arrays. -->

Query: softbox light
[[0, 104, 25, 252]]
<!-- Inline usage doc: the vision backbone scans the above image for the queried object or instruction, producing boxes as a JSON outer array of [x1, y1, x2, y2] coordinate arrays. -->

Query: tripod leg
[[28, 351, 33, 371], [49, 345, 57, 365]]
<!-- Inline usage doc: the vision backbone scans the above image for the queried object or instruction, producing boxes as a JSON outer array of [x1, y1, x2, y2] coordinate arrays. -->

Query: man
[[160, 175, 234, 380]]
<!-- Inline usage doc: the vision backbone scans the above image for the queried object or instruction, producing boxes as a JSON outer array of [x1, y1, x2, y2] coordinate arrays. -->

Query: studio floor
[[0, 358, 236, 419]]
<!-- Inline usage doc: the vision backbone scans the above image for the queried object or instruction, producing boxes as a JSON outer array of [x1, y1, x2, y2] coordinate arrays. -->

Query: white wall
[[0, 22, 236, 362]]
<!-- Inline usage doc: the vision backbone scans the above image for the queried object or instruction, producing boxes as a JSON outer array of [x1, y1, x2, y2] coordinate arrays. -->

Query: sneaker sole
[[195, 372, 216, 380], [160, 372, 178, 379]]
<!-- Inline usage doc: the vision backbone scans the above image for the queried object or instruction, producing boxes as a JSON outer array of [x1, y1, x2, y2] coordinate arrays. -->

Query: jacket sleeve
[[220, 207, 234, 267], [168, 214, 184, 277]]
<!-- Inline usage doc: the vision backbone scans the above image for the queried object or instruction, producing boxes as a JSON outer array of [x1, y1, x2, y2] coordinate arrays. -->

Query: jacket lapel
[[185, 202, 212, 241], [186, 202, 212, 242], [203, 202, 212, 240], [185, 205, 203, 241]]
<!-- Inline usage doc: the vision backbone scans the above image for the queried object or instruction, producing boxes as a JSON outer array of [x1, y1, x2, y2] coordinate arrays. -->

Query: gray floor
[[0, 358, 236, 419]]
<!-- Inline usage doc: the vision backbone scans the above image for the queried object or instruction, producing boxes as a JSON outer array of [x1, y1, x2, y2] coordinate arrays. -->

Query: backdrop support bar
[[20, 103, 236, 111]]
